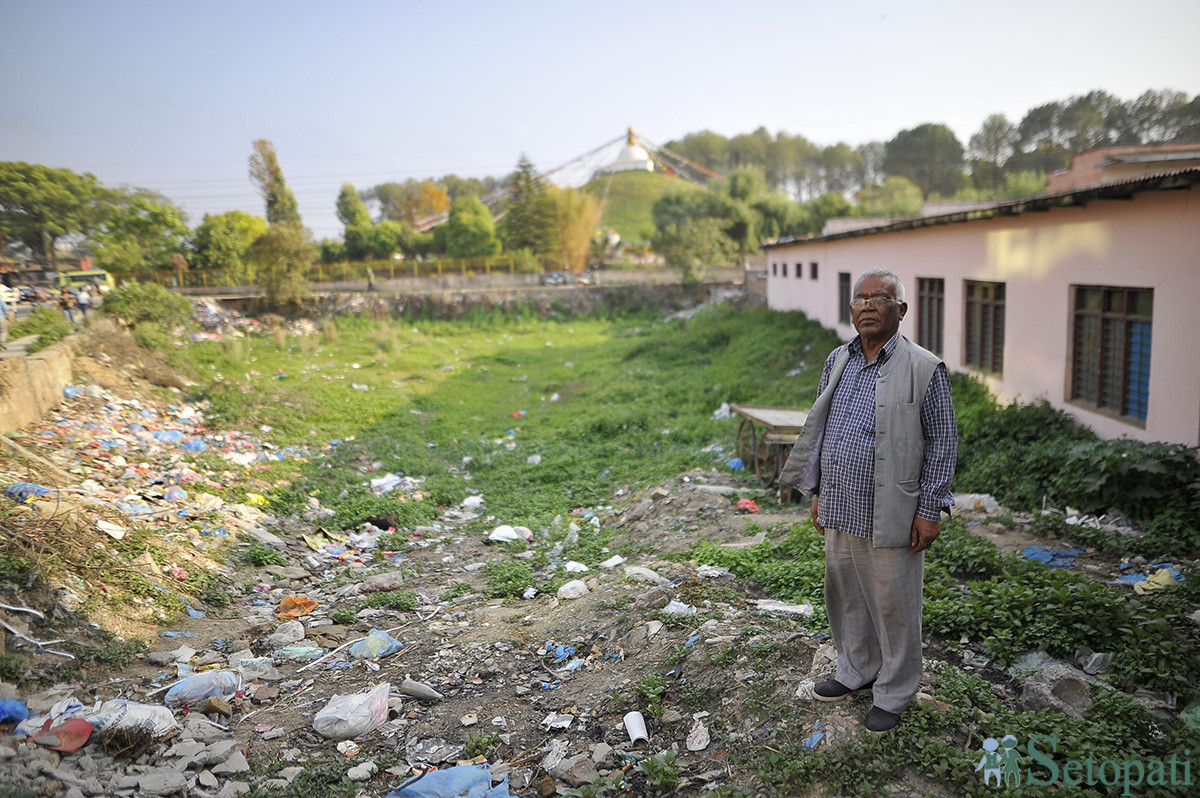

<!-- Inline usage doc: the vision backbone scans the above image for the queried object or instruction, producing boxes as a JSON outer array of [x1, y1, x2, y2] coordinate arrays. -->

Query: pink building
[[762, 168, 1200, 447]]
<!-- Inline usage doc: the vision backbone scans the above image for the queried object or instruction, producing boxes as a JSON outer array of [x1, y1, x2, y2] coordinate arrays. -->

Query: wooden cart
[[730, 404, 810, 487]]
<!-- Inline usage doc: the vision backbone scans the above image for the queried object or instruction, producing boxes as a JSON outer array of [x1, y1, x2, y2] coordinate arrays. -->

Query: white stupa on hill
[[607, 128, 654, 173]]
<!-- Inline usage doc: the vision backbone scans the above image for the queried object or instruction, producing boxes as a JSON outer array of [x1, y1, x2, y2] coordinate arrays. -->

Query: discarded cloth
[[1134, 568, 1181, 595], [387, 764, 512, 798]]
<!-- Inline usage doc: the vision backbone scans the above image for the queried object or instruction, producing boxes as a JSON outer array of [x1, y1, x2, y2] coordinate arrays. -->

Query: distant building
[[1047, 143, 1200, 192], [762, 167, 1200, 447], [607, 128, 654, 174]]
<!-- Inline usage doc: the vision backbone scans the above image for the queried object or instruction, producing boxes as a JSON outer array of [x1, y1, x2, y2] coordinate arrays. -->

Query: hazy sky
[[4, 0, 1198, 241]]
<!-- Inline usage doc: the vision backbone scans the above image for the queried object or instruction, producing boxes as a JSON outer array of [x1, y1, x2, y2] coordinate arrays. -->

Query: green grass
[[165, 300, 1200, 798], [180, 305, 837, 533]]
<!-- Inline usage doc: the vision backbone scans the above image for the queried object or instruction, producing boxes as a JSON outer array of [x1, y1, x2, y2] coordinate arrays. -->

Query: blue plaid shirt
[[816, 333, 956, 539]]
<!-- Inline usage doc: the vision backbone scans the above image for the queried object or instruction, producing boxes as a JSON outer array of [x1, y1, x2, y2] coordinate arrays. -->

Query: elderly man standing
[[780, 267, 957, 733]]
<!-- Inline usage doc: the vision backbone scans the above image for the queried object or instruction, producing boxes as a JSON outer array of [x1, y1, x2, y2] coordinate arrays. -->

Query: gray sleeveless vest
[[780, 334, 942, 548]]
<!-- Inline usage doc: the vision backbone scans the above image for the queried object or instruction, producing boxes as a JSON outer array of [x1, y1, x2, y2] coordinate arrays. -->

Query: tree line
[[2, 87, 1196, 299], [662, 88, 1200, 199]]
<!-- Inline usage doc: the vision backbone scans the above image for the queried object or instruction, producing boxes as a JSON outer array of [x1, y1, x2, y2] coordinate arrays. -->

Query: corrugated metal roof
[[762, 166, 1200, 250]]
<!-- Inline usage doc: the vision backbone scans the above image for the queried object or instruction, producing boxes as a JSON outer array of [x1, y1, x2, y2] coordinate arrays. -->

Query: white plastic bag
[[87, 700, 178, 736], [312, 682, 390, 740], [164, 670, 241, 709]]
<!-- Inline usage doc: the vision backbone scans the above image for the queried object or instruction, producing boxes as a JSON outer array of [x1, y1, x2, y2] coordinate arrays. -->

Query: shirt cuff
[[916, 505, 943, 522]]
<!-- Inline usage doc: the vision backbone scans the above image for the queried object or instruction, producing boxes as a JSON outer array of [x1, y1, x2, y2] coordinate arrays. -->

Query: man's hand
[[910, 516, 940, 553], [811, 497, 824, 536]]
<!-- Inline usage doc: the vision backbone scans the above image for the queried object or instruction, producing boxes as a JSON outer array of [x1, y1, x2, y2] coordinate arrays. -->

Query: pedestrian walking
[[0, 292, 11, 350], [59, 287, 77, 325], [77, 285, 92, 319]]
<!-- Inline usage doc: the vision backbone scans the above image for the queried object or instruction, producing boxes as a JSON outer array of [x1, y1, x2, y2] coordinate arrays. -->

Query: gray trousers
[[824, 528, 925, 714]]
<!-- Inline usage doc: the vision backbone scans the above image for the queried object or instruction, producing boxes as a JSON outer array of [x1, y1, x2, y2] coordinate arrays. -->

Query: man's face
[[851, 274, 907, 341]]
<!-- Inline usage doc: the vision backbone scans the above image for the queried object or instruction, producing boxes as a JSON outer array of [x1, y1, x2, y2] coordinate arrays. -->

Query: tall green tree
[[0, 162, 107, 265], [969, 114, 1018, 190], [728, 127, 771, 169], [336, 183, 372, 228], [369, 220, 412, 259], [653, 218, 735, 287], [445, 197, 501, 258], [500, 155, 557, 255], [855, 176, 923, 217], [883, 123, 965, 197], [663, 130, 730, 173], [192, 210, 268, 284], [248, 139, 302, 226], [90, 188, 190, 273], [245, 222, 315, 310]]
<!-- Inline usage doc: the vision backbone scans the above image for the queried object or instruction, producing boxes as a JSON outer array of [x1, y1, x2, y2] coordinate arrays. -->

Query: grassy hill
[[584, 169, 703, 243]]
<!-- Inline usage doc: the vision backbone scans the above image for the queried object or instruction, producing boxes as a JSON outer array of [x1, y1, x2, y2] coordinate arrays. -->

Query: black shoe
[[813, 679, 874, 702], [865, 706, 901, 733]]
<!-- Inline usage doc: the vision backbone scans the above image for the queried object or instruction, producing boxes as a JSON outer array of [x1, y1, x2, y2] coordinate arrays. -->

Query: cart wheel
[[735, 418, 757, 467], [753, 438, 777, 486]]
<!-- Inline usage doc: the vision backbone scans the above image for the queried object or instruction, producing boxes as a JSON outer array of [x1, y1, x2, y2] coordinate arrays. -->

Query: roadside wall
[[0, 338, 78, 434]]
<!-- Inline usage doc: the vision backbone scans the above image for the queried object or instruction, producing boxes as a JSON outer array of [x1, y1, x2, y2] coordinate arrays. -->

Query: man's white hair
[[854, 267, 906, 303]]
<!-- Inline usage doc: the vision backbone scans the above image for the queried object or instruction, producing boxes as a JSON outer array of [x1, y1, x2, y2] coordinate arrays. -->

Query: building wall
[[765, 185, 1200, 446], [1047, 144, 1200, 192]]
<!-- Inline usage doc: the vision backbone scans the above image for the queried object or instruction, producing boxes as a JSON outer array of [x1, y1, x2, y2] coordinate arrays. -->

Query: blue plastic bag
[[179, 439, 207, 453], [349, 629, 404, 660], [6, 482, 58, 502], [0, 699, 29, 725]]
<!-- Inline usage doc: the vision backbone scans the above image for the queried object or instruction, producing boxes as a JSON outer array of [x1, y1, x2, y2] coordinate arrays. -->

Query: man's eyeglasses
[[849, 295, 902, 311]]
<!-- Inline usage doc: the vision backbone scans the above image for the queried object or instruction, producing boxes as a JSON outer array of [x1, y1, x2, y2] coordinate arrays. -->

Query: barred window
[[917, 277, 944, 357], [1071, 286, 1153, 422], [964, 281, 1005, 374], [838, 272, 851, 325]]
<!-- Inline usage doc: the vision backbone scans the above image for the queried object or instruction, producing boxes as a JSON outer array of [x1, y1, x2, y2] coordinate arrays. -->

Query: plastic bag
[[557, 580, 589, 600], [349, 629, 403, 660], [164, 670, 241, 709], [5, 482, 58, 503], [267, 619, 306, 646], [0, 699, 29, 725], [277, 595, 318, 620], [312, 682, 390, 740], [86, 699, 178, 736]]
